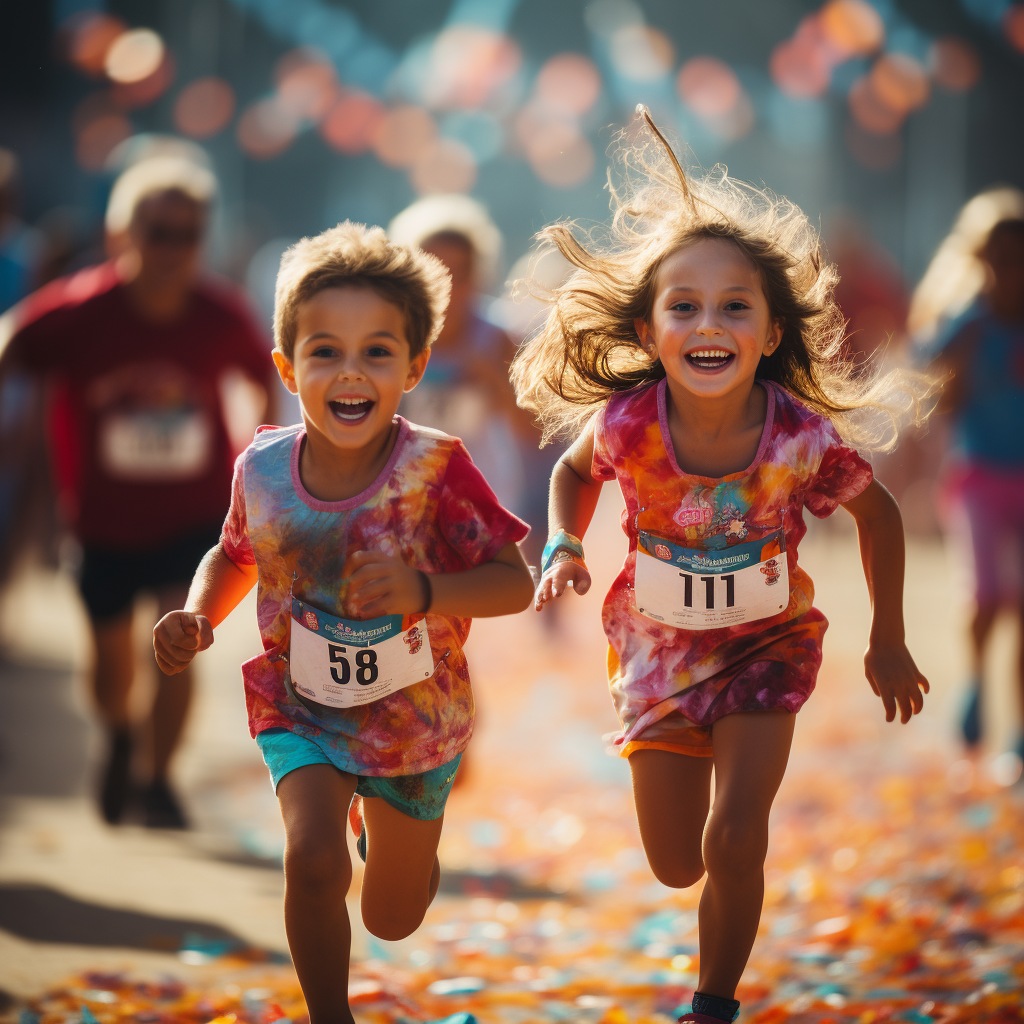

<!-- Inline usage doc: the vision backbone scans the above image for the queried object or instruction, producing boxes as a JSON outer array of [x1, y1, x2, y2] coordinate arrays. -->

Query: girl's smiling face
[[273, 285, 429, 452], [636, 237, 781, 399]]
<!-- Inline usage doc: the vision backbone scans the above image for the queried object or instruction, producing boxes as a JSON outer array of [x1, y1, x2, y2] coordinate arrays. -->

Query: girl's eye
[[366, 345, 393, 358], [672, 302, 697, 312], [724, 301, 749, 311]]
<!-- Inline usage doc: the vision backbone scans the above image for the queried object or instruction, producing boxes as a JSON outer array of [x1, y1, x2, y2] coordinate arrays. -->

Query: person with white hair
[[916, 188, 1024, 756], [389, 194, 527, 514], [0, 153, 277, 828]]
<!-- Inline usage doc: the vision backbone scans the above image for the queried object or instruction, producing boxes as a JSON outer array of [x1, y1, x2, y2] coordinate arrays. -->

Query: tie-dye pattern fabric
[[592, 379, 873, 758], [220, 418, 529, 776]]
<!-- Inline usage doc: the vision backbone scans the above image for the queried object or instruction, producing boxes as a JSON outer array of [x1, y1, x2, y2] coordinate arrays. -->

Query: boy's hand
[[535, 555, 591, 611], [153, 611, 213, 675], [347, 550, 430, 618], [864, 640, 930, 723]]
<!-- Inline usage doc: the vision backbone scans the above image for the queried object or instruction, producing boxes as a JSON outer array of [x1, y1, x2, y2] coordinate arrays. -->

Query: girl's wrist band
[[542, 530, 586, 575], [417, 570, 432, 614]]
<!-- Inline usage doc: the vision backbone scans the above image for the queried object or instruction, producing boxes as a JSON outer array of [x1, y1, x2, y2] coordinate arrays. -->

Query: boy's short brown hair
[[274, 221, 451, 360]]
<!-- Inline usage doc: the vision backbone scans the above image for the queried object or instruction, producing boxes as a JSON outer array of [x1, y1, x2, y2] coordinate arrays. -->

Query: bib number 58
[[328, 644, 379, 686]]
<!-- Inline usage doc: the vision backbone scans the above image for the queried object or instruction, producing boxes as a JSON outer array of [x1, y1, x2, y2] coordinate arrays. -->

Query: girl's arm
[[153, 543, 258, 675], [535, 416, 605, 609], [841, 479, 930, 723], [346, 542, 534, 620]]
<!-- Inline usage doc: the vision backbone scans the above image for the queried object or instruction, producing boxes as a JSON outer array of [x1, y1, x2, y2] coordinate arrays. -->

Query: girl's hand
[[346, 550, 430, 618], [535, 555, 591, 610], [864, 641, 930, 723], [153, 611, 213, 675]]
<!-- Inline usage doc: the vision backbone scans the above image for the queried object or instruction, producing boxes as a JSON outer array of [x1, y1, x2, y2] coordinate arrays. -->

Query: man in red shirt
[[0, 155, 277, 827]]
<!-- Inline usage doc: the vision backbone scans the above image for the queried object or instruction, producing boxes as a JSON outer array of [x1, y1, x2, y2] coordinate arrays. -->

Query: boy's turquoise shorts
[[256, 728, 462, 821]]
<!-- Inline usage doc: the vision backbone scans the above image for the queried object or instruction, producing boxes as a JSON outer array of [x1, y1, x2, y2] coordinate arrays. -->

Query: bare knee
[[646, 847, 706, 889], [361, 900, 426, 941], [284, 831, 351, 895], [703, 815, 768, 880]]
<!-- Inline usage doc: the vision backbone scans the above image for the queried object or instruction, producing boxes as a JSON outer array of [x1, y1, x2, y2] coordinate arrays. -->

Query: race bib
[[635, 529, 789, 630], [99, 410, 212, 480], [288, 597, 435, 708]]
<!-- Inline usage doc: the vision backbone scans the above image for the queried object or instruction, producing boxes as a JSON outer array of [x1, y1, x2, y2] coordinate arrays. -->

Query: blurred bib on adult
[[99, 409, 213, 480], [635, 529, 788, 630], [288, 597, 435, 708]]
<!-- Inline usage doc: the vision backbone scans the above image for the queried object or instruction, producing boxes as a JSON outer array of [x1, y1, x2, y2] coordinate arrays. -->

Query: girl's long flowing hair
[[511, 107, 934, 451]]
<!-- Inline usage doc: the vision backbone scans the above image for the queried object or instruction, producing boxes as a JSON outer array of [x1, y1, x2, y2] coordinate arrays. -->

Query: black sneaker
[[98, 729, 134, 825], [142, 778, 189, 829], [961, 681, 982, 747]]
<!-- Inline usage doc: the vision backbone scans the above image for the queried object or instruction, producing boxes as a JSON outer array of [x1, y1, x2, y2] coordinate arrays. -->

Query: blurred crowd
[[1, 139, 1024, 827]]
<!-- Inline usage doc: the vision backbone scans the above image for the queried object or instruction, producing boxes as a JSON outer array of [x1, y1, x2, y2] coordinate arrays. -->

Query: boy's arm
[[841, 479, 929, 723], [347, 542, 533, 620], [536, 416, 604, 607], [153, 542, 258, 675]]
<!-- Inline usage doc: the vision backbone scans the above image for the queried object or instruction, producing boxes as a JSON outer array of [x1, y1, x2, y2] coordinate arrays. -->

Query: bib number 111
[[679, 572, 735, 609], [329, 644, 379, 685]]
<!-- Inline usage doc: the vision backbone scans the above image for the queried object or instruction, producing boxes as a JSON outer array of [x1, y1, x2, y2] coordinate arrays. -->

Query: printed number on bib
[[288, 597, 435, 708], [99, 410, 212, 481], [635, 529, 788, 630]]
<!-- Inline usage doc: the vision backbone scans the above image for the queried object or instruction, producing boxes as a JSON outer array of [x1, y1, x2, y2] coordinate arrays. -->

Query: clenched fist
[[153, 611, 214, 675]]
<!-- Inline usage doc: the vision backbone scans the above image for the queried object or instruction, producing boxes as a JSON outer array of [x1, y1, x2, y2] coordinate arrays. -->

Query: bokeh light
[[609, 25, 674, 82], [845, 118, 903, 170], [440, 111, 504, 163], [1004, 5, 1024, 52], [869, 52, 930, 115], [61, 12, 126, 77], [236, 97, 299, 160], [769, 30, 831, 98], [410, 139, 477, 195], [519, 115, 595, 188], [848, 74, 904, 135], [372, 105, 437, 168], [275, 49, 338, 122], [535, 54, 602, 116], [104, 28, 164, 84], [111, 51, 175, 109], [422, 26, 522, 110], [819, 0, 885, 57], [74, 105, 132, 172], [928, 37, 981, 92], [677, 58, 742, 119], [173, 78, 236, 139], [319, 91, 386, 154]]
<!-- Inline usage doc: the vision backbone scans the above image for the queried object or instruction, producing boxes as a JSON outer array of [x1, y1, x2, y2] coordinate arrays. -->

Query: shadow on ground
[[0, 882, 250, 952]]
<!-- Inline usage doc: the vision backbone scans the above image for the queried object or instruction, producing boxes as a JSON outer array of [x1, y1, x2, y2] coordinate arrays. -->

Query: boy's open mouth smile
[[329, 397, 375, 425], [685, 348, 735, 372]]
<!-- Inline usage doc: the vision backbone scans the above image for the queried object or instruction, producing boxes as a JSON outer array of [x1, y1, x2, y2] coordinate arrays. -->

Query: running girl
[[513, 109, 930, 1023]]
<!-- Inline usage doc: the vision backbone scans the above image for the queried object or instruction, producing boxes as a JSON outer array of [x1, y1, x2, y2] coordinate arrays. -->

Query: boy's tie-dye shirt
[[592, 379, 873, 756], [220, 418, 529, 777]]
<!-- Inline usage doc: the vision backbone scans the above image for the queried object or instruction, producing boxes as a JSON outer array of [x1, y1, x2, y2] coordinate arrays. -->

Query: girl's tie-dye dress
[[592, 379, 873, 757], [220, 418, 528, 776]]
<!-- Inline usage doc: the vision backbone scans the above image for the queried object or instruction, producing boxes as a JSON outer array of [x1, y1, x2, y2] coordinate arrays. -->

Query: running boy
[[153, 222, 533, 1024]]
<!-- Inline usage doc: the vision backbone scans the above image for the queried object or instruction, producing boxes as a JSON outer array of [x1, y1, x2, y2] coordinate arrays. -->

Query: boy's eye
[[312, 345, 336, 358]]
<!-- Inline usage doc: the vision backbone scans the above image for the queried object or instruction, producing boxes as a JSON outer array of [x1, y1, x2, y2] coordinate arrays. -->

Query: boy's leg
[[359, 797, 445, 941], [697, 710, 795, 1000], [628, 748, 714, 888], [278, 764, 359, 1024]]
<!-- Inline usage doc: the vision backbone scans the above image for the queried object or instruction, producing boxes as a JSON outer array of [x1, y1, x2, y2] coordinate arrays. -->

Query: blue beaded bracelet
[[541, 530, 586, 575]]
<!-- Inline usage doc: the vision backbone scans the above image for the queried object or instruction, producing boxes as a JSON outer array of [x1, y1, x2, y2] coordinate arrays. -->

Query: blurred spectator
[[914, 188, 1024, 756], [0, 154, 278, 828], [388, 195, 528, 515]]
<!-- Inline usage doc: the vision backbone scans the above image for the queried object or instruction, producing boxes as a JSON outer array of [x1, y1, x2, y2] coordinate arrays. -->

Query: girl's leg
[[698, 711, 795, 1000], [359, 797, 445, 941], [278, 765, 359, 1024], [628, 749, 714, 888]]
